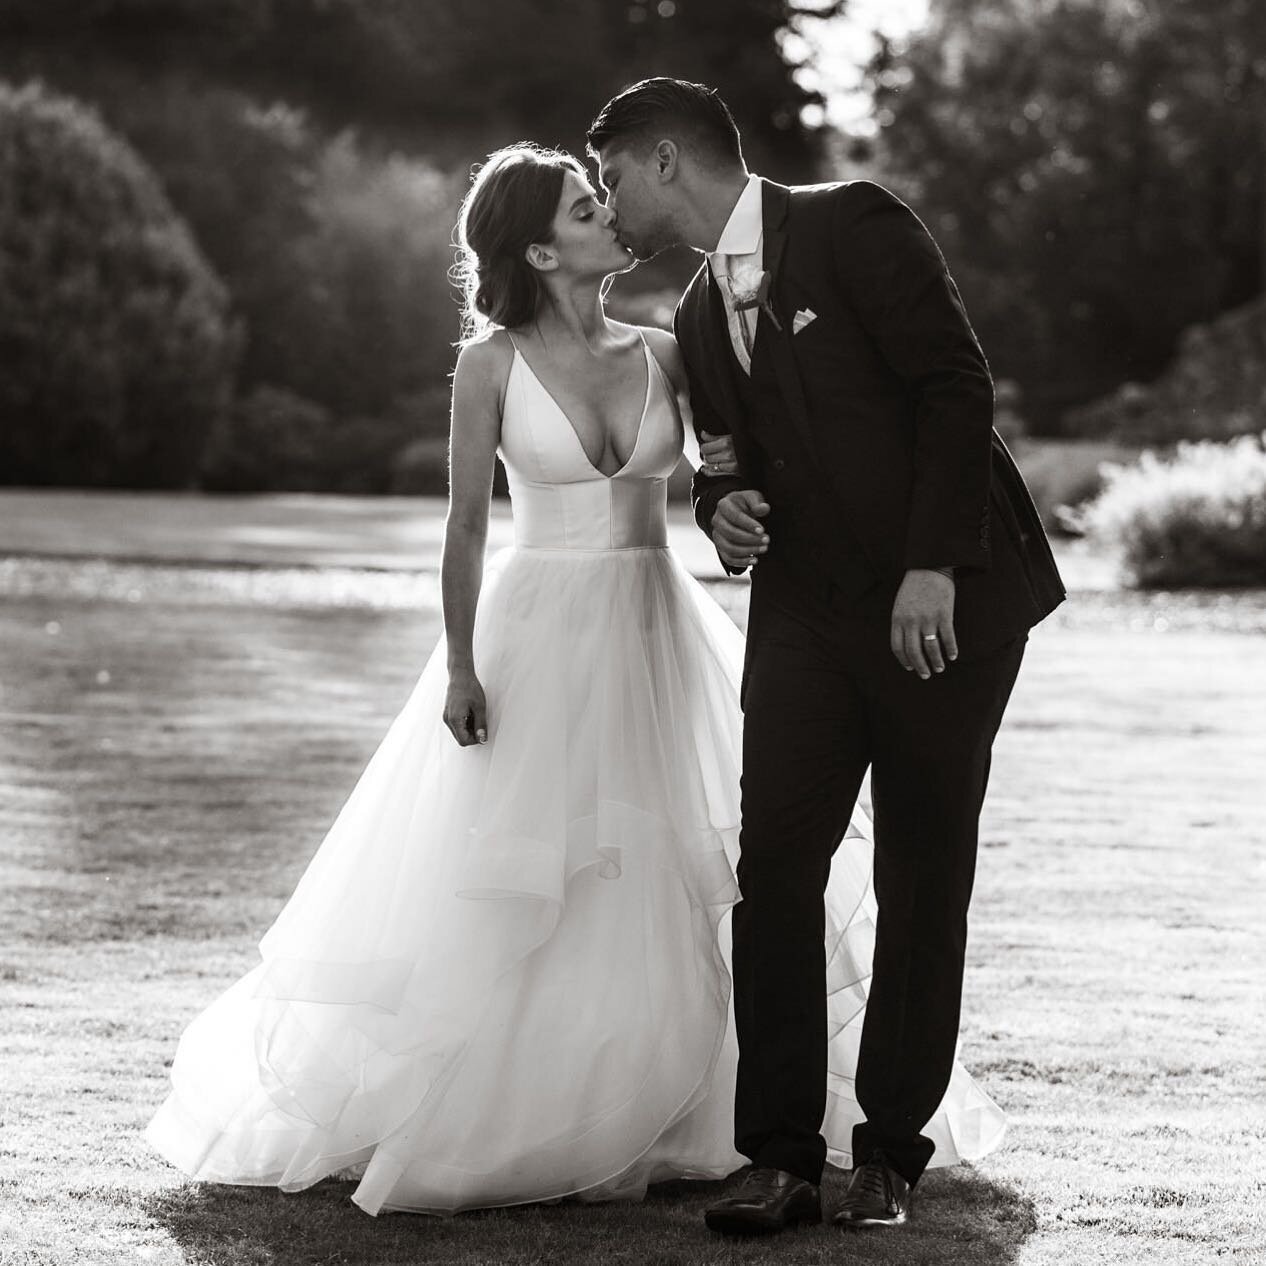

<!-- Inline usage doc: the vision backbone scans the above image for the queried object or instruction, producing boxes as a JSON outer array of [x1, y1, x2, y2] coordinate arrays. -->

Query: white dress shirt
[[706, 173, 764, 375]]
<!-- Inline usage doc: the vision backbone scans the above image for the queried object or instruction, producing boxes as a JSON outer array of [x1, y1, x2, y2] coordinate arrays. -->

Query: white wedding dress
[[145, 333, 1006, 1215]]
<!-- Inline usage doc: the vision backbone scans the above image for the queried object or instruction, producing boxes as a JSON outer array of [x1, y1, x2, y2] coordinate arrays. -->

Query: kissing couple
[[146, 78, 1064, 1237]]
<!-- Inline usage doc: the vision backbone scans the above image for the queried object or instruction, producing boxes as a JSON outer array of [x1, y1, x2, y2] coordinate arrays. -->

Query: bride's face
[[531, 169, 634, 281]]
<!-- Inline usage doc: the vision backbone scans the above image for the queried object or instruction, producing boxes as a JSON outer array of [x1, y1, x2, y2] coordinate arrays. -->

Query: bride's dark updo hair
[[454, 144, 586, 341]]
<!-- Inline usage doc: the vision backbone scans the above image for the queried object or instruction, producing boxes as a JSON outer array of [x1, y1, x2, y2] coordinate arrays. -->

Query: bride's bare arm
[[441, 333, 510, 745], [639, 326, 738, 475]]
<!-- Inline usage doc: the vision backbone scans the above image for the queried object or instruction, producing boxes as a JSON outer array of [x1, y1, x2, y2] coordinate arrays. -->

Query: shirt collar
[[709, 173, 763, 263]]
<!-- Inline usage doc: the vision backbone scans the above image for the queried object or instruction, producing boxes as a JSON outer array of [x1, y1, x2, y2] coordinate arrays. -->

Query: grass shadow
[[143, 1162, 1035, 1265]]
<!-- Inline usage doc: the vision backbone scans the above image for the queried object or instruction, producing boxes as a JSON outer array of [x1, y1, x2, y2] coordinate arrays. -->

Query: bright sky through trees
[[790, 0, 930, 130]]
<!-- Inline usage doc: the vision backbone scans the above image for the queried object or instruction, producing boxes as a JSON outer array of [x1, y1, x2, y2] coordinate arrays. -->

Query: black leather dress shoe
[[832, 1152, 912, 1228], [704, 1167, 822, 1236]]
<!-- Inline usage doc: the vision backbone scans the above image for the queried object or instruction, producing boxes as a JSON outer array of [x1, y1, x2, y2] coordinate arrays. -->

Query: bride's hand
[[444, 670, 488, 746], [699, 430, 739, 477]]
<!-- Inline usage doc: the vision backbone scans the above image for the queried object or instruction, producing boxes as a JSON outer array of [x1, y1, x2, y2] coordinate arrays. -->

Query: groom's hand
[[699, 430, 740, 476], [891, 568, 958, 679], [712, 490, 771, 571]]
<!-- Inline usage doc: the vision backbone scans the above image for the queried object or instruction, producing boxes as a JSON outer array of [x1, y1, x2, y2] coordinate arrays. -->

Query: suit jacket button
[[772, 458, 786, 471]]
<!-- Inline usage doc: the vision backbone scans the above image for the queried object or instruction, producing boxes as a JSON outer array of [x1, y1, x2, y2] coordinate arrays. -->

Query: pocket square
[[792, 308, 817, 334]]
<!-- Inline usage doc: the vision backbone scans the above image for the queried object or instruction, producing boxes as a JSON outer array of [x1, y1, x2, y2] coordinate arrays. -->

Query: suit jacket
[[673, 178, 1065, 656]]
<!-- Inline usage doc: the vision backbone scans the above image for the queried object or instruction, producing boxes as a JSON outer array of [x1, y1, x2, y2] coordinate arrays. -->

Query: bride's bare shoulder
[[456, 328, 516, 374], [453, 329, 516, 405]]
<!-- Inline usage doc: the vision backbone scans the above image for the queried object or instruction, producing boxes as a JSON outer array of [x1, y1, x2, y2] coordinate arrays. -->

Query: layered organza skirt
[[144, 544, 1005, 1214]]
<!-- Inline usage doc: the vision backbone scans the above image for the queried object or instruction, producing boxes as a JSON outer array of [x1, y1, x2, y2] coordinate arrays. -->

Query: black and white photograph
[[1, 1, 1263, 1262]]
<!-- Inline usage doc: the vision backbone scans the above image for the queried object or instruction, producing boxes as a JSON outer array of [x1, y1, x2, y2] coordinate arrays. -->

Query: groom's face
[[595, 145, 676, 262]]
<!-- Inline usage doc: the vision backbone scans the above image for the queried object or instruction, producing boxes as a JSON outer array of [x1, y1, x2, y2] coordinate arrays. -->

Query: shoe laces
[[741, 1167, 784, 1196], [852, 1156, 894, 1205]]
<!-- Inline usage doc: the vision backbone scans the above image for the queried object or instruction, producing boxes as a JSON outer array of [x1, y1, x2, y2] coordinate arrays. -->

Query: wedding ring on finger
[[921, 633, 939, 642]]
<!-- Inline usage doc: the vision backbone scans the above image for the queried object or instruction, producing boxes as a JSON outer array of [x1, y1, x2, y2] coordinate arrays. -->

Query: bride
[[144, 143, 1004, 1216]]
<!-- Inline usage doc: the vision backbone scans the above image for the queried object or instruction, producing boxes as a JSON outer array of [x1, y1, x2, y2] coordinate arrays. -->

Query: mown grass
[[1, 555, 1264, 1265]]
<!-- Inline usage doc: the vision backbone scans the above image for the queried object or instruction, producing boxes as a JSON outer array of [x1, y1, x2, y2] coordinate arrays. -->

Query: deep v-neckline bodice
[[511, 335, 652, 481]]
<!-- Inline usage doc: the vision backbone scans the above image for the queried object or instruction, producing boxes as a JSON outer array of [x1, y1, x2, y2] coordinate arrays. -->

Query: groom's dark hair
[[587, 78, 743, 168]]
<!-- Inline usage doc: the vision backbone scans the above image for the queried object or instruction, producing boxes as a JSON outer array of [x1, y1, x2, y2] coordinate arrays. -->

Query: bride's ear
[[524, 243, 558, 273]]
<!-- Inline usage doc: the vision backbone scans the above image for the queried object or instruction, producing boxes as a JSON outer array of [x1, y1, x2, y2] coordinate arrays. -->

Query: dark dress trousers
[[673, 179, 1065, 1187]]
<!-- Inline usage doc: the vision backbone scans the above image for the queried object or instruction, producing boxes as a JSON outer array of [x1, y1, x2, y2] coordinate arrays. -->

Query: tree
[[0, 0, 841, 487], [0, 80, 237, 487], [866, 0, 1266, 431], [0, 0, 833, 174]]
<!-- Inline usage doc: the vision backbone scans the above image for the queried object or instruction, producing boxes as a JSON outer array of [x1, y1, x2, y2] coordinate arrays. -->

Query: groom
[[588, 80, 1064, 1235]]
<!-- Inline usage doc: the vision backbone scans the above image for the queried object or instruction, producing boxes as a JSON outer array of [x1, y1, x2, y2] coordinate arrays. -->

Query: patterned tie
[[726, 272, 764, 359]]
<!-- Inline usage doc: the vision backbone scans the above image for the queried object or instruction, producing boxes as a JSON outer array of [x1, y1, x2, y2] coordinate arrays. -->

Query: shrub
[[33, 71, 463, 490], [0, 79, 238, 487], [202, 386, 444, 495], [389, 436, 454, 497], [1012, 437, 1142, 535], [115, 80, 461, 415], [97, 83, 324, 406], [113, 83, 463, 486], [1075, 433, 1266, 589], [199, 386, 332, 492], [302, 135, 461, 419], [1062, 298, 1266, 446], [320, 414, 419, 495]]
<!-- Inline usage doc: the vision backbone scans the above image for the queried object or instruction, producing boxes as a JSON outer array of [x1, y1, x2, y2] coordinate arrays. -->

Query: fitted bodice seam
[[514, 543, 670, 556]]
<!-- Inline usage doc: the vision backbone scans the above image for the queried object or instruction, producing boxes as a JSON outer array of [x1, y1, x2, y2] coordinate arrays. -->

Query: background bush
[[1076, 433, 1266, 588], [86, 76, 461, 482], [0, 79, 238, 487], [199, 387, 334, 493], [1062, 297, 1266, 447], [1012, 437, 1142, 535]]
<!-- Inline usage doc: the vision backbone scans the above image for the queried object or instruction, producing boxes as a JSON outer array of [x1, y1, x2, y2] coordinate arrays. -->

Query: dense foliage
[[868, 0, 1266, 432], [1063, 297, 1266, 447], [1076, 434, 1266, 587], [0, 80, 237, 487], [0, 0, 834, 175], [0, 0, 836, 489], [0, 0, 1261, 488]]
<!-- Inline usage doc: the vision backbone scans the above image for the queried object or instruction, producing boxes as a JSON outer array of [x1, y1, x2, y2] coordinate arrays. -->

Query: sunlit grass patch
[[2, 563, 1264, 1264]]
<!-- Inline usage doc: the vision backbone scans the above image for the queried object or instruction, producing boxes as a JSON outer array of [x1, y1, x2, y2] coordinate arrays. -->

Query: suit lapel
[[755, 181, 819, 464]]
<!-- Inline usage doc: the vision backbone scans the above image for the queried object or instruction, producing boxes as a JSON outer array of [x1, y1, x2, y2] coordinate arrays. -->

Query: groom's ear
[[524, 243, 558, 273], [653, 139, 679, 184]]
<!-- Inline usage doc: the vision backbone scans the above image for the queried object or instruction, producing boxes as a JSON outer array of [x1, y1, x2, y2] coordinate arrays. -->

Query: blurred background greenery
[[2, 0, 1264, 584]]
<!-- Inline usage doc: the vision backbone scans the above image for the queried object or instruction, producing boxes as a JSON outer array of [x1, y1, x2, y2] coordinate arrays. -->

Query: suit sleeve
[[831, 182, 993, 572], [672, 302, 747, 576]]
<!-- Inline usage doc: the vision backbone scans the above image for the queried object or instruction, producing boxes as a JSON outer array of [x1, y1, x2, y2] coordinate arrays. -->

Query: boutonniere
[[729, 268, 783, 333]]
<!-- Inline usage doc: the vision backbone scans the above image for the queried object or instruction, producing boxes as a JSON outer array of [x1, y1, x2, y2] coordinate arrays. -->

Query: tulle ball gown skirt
[[144, 544, 1005, 1215]]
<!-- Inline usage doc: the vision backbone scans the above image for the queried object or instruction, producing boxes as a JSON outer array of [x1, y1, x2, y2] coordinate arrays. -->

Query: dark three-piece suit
[[673, 179, 1066, 1187]]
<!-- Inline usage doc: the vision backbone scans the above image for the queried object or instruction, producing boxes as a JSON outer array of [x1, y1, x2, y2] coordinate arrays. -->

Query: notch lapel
[[680, 261, 753, 440], [756, 181, 820, 464]]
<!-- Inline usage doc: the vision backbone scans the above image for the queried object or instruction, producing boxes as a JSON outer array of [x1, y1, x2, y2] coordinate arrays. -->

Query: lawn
[[1, 504, 1264, 1265]]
